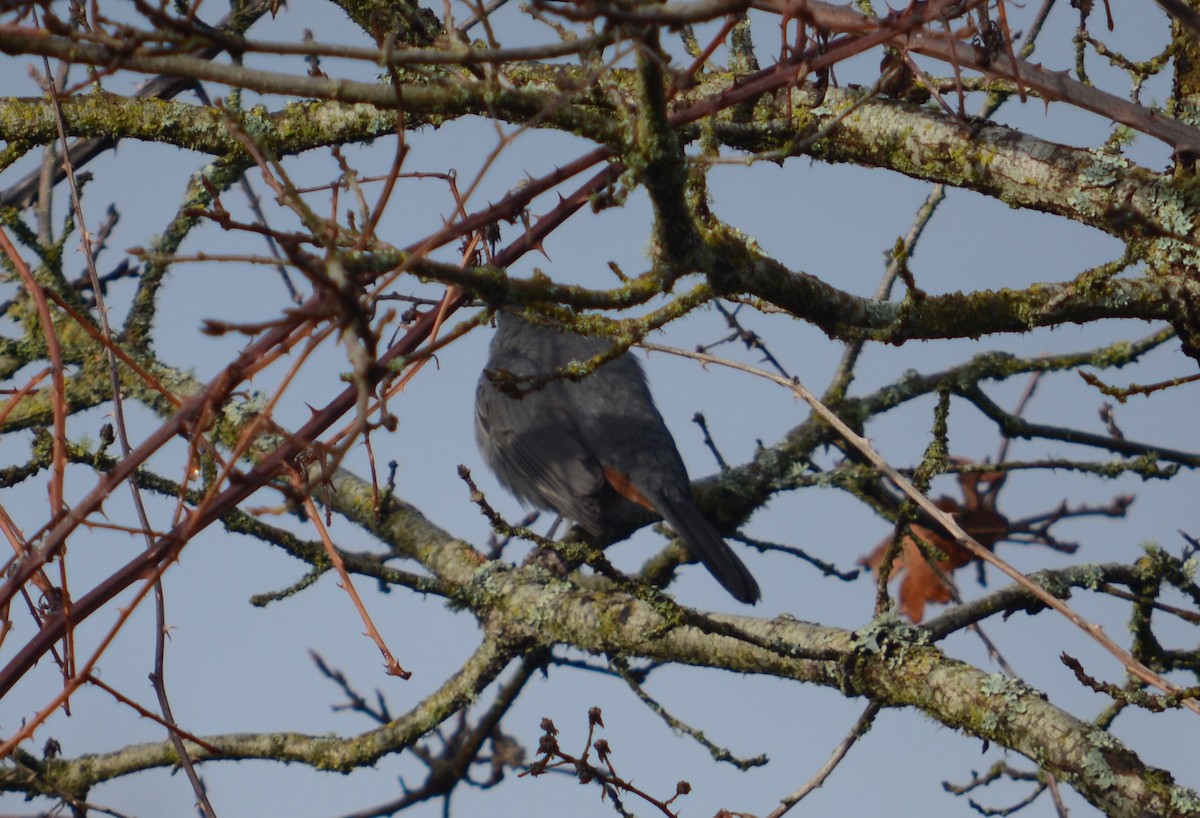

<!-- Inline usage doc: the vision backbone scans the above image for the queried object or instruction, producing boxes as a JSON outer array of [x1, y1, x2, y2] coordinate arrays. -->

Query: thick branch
[[3, 635, 518, 799], [711, 87, 1177, 247], [0, 29, 622, 147], [703, 226, 1183, 342], [0, 96, 407, 161], [475, 575, 1199, 818]]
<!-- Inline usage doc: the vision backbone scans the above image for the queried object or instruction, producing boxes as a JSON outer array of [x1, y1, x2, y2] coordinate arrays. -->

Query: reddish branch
[[0, 135, 618, 706]]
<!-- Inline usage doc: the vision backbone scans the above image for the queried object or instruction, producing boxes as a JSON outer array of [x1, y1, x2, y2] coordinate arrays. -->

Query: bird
[[474, 310, 760, 604]]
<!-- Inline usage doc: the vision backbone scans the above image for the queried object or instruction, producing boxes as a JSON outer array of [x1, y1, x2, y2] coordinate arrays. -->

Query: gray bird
[[475, 311, 760, 604]]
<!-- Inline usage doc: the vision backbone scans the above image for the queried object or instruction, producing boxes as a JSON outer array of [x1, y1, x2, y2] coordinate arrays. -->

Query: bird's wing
[[476, 372, 608, 535]]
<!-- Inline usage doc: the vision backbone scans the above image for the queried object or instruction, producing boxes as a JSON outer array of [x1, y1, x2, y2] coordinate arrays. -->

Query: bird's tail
[[657, 497, 760, 604]]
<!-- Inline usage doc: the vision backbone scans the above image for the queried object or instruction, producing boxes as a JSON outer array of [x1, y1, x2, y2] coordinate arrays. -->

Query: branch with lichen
[[6, 550, 1197, 818], [1, 633, 519, 802]]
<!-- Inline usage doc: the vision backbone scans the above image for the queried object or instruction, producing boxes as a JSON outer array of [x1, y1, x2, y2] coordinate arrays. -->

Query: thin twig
[[297, 489, 411, 680], [766, 702, 881, 816]]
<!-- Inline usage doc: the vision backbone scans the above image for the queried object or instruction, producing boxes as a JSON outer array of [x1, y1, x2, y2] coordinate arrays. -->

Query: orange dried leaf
[[860, 469, 1011, 622]]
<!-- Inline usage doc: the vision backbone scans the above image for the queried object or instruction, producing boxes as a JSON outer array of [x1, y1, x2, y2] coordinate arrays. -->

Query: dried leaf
[[861, 469, 1010, 622]]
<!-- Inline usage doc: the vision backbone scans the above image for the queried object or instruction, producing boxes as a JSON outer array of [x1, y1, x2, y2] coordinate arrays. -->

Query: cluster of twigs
[[1, 0, 1200, 817], [523, 708, 693, 818]]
